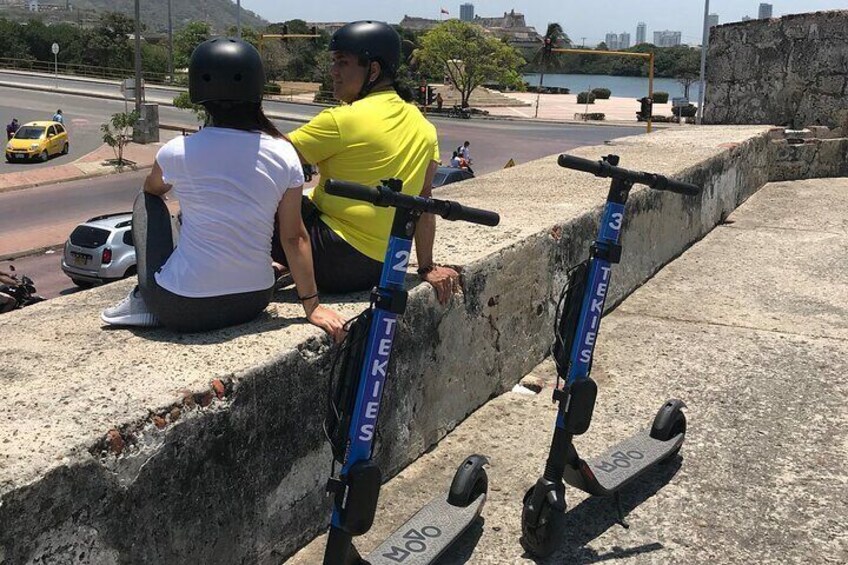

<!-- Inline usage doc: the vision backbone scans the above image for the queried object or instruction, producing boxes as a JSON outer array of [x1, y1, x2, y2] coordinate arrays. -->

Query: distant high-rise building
[[460, 3, 474, 22], [741, 15, 753, 22], [604, 33, 620, 50], [707, 13, 719, 28], [636, 22, 647, 44], [619, 32, 631, 49], [653, 30, 682, 47], [758, 3, 773, 19]]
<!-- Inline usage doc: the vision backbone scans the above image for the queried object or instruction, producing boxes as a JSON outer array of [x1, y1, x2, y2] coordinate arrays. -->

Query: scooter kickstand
[[613, 491, 630, 529]]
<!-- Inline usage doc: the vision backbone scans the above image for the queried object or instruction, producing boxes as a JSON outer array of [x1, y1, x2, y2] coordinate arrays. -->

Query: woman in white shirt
[[101, 38, 344, 340]]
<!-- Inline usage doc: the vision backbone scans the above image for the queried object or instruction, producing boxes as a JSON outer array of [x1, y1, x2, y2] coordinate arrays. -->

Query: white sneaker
[[101, 286, 160, 327]]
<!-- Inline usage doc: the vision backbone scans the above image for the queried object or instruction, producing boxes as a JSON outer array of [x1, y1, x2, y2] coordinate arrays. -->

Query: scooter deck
[[565, 429, 683, 496], [365, 493, 485, 565]]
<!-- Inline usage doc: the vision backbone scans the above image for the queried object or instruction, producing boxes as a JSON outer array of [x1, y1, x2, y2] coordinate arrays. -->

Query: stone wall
[[705, 10, 848, 128]]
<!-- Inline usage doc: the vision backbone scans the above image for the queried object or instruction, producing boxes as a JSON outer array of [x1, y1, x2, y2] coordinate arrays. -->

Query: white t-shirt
[[154, 127, 304, 298]]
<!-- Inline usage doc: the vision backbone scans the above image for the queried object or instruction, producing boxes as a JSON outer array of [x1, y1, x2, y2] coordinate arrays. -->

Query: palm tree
[[530, 23, 571, 118]]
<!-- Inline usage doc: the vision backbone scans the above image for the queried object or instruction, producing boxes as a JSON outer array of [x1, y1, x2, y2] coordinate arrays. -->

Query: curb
[[0, 160, 152, 196], [0, 243, 64, 263], [449, 111, 676, 129]]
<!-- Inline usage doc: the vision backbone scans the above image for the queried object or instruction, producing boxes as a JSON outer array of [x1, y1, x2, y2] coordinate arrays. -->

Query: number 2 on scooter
[[393, 250, 410, 273]]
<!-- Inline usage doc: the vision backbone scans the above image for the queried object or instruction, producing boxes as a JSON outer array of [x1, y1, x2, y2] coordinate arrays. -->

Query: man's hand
[[422, 265, 460, 305], [305, 301, 348, 343], [0, 269, 17, 286]]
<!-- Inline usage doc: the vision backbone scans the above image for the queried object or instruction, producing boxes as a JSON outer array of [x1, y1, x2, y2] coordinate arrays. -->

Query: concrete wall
[[0, 125, 841, 564], [705, 10, 848, 128]]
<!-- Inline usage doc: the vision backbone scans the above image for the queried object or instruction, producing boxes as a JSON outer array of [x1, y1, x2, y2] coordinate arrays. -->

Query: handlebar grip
[[325, 179, 379, 203], [558, 154, 603, 175], [443, 202, 500, 226], [653, 175, 701, 196]]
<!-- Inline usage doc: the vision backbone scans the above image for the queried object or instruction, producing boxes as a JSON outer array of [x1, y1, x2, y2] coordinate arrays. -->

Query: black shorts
[[134, 192, 272, 333], [272, 197, 383, 294]]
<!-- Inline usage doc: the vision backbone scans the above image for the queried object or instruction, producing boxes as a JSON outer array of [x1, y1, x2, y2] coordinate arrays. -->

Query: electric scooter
[[520, 154, 701, 557], [320, 178, 500, 565]]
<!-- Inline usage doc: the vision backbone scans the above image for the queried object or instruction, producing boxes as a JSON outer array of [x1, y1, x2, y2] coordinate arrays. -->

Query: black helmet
[[189, 38, 265, 104], [329, 21, 401, 78]]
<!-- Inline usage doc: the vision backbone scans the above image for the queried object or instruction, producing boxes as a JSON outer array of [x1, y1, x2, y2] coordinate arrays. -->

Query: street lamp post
[[696, 0, 710, 125], [134, 0, 143, 117], [237, 0, 241, 38], [167, 0, 173, 84]]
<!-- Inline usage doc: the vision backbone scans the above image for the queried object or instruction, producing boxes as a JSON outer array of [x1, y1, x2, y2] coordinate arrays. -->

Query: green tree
[[528, 23, 570, 117], [173, 92, 207, 124], [82, 12, 135, 70], [101, 110, 139, 167], [174, 21, 211, 69], [141, 43, 170, 80], [672, 47, 701, 99], [263, 20, 327, 82], [416, 20, 525, 107], [0, 18, 31, 60], [226, 26, 260, 49]]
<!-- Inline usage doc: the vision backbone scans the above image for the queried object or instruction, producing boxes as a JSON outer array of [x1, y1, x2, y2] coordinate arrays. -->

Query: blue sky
[[241, 1, 847, 45]]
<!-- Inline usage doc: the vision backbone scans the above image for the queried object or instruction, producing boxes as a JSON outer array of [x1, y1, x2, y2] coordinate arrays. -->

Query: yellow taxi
[[5, 120, 69, 162]]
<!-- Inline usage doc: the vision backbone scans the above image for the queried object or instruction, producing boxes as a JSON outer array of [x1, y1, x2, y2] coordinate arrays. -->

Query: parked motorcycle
[[0, 264, 45, 313], [447, 104, 472, 119]]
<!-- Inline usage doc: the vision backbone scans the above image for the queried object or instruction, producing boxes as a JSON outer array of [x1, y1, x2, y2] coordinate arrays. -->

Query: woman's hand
[[304, 299, 347, 343]]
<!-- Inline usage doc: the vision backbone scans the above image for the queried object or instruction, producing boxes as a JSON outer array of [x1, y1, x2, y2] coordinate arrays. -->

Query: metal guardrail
[[0, 56, 173, 84], [0, 57, 332, 101]]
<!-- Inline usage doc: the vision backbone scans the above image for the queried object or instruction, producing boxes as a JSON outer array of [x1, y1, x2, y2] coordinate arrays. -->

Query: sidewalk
[[486, 92, 679, 124], [288, 178, 848, 564], [0, 138, 171, 194]]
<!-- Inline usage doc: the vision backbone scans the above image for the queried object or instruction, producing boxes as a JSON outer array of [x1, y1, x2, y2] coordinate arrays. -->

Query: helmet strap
[[355, 60, 385, 101]]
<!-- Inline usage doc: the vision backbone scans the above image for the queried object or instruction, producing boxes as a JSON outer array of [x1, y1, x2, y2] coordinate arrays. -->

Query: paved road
[[0, 102, 100, 173], [0, 83, 642, 178], [1, 251, 81, 301], [0, 77, 644, 300], [0, 69, 321, 121]]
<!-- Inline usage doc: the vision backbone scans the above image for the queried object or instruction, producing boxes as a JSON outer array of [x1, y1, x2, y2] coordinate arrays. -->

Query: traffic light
[[311, 26, 318, 44], [637, 96, 653, 121], [543, 36, 553, 55], [282, 24, 289, 43], [417, 85, 427, 105], [426, 86, 436, 106]]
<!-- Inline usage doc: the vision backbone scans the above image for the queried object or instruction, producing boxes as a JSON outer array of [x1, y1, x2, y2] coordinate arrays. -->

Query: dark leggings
[[271, 196, 383, 294], [134, 192, 273, 333]]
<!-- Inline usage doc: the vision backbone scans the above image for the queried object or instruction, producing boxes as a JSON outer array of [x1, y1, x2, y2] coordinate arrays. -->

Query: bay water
[[523, 73, 702, 100]]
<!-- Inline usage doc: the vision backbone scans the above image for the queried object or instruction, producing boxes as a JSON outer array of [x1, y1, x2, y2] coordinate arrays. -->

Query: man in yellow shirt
[[272, 21, 458, 303]]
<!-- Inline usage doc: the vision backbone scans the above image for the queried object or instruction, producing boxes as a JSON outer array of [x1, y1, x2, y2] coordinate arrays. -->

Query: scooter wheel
[[650, 399, 687, 463], [520, 486, 563, 558], [447, 454, 488, 507]]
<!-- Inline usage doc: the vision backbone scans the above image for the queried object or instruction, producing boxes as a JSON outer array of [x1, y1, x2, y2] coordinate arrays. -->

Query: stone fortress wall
[[705, 10, 848, 128]]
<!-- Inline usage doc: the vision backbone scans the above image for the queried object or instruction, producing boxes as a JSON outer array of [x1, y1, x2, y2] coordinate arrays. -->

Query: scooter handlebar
[[325, 179, 500, 227], [557, 154, 604, 175], [558, 154, 701, 196], [323, 180, 380, 204]]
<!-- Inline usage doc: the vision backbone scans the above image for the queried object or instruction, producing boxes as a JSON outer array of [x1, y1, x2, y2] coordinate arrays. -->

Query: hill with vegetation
[[0, 0, 268, 33]]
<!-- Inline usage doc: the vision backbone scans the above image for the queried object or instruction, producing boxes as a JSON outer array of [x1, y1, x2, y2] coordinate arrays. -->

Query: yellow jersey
[[288, 90, 440, 262]]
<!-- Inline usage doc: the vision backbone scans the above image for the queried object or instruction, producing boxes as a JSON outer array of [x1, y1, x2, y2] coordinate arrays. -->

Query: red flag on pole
[[440, 8, 449, 15]]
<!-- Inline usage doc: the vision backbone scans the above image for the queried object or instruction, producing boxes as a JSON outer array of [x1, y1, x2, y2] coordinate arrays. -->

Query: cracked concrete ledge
[[0, 124, 842, 564]]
